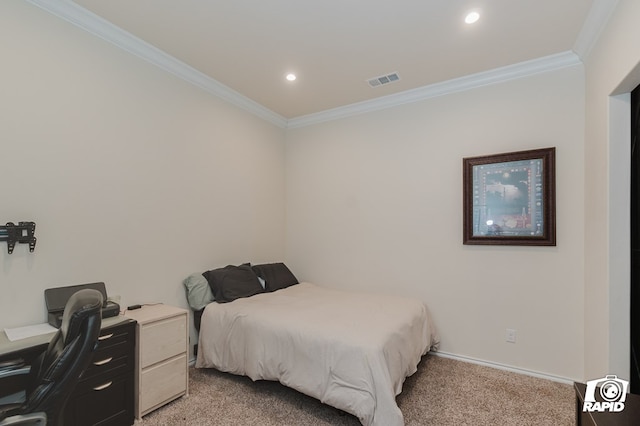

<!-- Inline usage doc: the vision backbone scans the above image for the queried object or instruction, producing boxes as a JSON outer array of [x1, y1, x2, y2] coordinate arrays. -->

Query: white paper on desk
[[4, 323, 57, 342]]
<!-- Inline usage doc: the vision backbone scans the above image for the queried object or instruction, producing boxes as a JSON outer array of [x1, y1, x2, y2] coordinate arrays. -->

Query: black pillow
[[252, 263, 299, 292], [203, 264, 264, 303]]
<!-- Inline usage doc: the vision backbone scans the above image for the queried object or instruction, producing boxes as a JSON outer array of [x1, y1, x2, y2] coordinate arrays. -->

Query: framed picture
[[463, 147, 556, 246]]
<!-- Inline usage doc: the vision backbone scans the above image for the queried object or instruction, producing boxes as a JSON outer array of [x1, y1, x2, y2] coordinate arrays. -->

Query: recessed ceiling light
[[465, 11, 480, 24], [286, 73, 297, 82]]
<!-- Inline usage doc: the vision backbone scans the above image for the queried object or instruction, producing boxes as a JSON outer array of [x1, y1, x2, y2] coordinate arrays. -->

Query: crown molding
[[26, 1, 588, 131], [573, 0, 619, 61], [287, 51, 582, 129], [26, 0, 288, 128]]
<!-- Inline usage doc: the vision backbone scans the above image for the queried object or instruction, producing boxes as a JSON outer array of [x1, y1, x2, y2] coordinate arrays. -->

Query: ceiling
[[59, 1, 601, 121]]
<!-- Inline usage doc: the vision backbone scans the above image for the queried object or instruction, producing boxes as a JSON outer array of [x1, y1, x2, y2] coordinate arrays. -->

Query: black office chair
[[0, 289, 103, 426]]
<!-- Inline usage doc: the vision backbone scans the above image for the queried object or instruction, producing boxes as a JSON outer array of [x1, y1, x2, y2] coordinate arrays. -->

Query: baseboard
[[187, 348, 575, 384], [430, 350, 575, 385]]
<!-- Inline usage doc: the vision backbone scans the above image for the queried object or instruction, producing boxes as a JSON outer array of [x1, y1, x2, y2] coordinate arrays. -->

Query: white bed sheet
[[195, 282, 438, 426]]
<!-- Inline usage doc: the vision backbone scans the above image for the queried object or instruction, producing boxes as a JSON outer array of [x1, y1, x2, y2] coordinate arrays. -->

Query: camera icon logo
[[583, 375, 628, 413]]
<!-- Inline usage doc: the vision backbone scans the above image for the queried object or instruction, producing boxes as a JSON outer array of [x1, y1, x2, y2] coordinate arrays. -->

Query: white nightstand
[[125, 304, 189, 420]]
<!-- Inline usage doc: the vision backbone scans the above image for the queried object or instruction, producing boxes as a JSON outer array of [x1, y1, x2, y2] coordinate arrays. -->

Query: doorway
[[631, 84, 640, 393]]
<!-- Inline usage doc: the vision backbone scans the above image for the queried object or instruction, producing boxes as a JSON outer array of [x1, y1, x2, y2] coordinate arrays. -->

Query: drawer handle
[[98, 333, 114, 341], [93, 381, 113, 391], [93, 357, 113, 366]]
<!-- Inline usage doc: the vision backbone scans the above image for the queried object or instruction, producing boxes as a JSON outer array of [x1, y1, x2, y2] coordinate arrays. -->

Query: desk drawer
[[82, 353, 132, 383], [82, 321, 135, 381], [95, 323, 132, 351], [64, 319, 136, 426], [65, 372, 134, 426]]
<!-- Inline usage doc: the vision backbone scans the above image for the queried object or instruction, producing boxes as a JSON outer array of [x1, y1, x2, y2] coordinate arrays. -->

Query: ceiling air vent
[[367, 72, 400, 88]]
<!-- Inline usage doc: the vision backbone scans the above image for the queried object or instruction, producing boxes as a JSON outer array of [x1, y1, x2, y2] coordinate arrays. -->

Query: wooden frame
[[463, 147, 556, 246]]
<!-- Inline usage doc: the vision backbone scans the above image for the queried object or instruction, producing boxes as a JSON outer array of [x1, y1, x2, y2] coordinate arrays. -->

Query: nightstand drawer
[[140, 315, 186, 368], [140, 354, 187, 414]]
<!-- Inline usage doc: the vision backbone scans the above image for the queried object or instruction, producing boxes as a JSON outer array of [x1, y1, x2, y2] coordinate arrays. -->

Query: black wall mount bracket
[[0, 222, 37, 254]]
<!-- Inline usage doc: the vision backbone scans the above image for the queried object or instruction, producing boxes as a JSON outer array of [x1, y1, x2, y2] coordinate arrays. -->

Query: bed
[[185, 263, 438, 426]]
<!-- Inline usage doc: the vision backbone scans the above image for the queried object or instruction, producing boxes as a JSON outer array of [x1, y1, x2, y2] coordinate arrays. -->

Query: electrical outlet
[[506, 328, 517, 343]]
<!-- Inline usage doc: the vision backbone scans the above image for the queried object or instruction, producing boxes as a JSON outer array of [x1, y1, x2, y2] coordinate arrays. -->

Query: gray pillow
[[203, 264, 264, 303], [183, 272, 214, 310], [251, 262, 299, 292]]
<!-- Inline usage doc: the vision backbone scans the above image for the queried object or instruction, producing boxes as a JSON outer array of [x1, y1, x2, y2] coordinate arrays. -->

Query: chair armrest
[[0, 412, 46, 425], [0, 359, 26, 375], [0, 367, 30, 380], [0, 365, 30, 403]]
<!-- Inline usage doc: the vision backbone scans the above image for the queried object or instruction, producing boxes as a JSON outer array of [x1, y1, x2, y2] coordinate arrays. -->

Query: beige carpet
[[141, 355, 574, 425]]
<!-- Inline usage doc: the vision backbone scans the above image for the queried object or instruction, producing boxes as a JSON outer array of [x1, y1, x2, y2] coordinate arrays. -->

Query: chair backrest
[[23, 289, 103, 425]]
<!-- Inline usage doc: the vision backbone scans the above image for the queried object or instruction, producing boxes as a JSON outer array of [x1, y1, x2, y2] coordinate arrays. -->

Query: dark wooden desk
[[1, 316, 136, 426], [0, 329, 52, 364], [0, 316, 131, 360], [575, 382, 640, 425]]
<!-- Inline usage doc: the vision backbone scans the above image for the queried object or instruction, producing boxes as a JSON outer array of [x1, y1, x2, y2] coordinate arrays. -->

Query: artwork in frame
[[463, 147, 556, 246]]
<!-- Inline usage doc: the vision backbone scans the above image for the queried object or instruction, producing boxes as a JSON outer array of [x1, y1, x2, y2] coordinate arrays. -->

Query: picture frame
[[463, 147, 556, 246]]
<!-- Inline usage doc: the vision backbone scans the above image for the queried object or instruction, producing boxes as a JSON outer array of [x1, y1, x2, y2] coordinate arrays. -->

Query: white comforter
[[195, 282, 438, 426]]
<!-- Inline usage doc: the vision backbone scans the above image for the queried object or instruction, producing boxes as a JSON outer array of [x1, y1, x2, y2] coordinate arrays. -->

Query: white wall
[[583, 0, 640, 380], [286, 66, 586, 380], [0, 0, 286, 353], [8, 0, 638, 384]]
